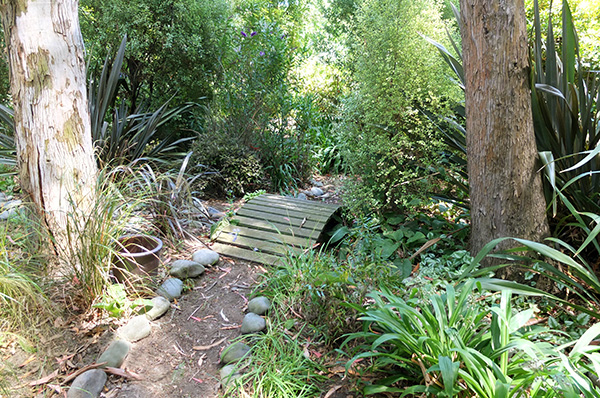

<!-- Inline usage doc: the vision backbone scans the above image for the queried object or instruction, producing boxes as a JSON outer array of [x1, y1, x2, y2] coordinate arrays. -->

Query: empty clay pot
[[112, 234, 163, 282]]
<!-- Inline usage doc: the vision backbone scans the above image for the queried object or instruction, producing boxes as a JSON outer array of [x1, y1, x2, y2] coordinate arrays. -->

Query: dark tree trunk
[[460, 0, 550, 279]]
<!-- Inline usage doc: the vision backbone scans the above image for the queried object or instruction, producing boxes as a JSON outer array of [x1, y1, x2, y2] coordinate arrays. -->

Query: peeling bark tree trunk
[[1, 0, 97, 259], [460, 0, 550, 278]]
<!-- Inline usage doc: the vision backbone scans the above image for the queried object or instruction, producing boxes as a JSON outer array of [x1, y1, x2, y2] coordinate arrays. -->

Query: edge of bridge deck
[[210, 194, 341, 265]]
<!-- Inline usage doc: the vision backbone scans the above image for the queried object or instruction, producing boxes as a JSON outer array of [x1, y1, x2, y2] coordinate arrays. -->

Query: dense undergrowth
[[1, 0, 600, 396]]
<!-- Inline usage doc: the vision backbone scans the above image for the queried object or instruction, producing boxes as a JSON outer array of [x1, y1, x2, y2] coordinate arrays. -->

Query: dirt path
[[2, 255, 263, 398], [2, 177, 346, 397], [111, 258, 262, 398]]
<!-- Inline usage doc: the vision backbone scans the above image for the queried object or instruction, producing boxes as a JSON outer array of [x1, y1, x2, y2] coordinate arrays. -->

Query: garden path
[[2, 176, 352, 398]]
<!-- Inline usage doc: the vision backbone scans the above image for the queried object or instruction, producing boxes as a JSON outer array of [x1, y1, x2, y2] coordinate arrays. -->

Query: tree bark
[[460, 0, 550, 277], [1, 0, 97, 258]]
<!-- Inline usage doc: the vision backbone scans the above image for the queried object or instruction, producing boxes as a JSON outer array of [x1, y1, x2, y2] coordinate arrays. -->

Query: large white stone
[[192, 249, 220, 266]]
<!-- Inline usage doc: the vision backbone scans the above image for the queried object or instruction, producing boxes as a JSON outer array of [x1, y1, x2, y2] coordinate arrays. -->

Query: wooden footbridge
[[210, 194, 341, 265]]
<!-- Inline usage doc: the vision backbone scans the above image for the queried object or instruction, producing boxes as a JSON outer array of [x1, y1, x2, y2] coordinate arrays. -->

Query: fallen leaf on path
[[55, 353, 75, 366], [105, 366, 142, 380], [323, 385, 342, 398], [47, 384, 63, 395], [190, 315, 214, 323], [62, 362, 106, 384], [192, 337, 227, 351], [233, 291, 248, 306], [311, 350, 323, 358], [220, 325, 241, 330], [19, 354, 36, 368], [218, 267, 232, 279], [29, 369, 59, 386], [219, 309, 230, 322]]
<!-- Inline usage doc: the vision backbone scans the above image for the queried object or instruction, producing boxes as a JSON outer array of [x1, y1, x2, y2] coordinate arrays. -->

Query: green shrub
[[337, 0, 459, 214], [191, 130, 265, 197], [200, 0, 317, 191], [260, 249, 399, 345], [339, 100, 450, 215], [80, 0, 229, 108]]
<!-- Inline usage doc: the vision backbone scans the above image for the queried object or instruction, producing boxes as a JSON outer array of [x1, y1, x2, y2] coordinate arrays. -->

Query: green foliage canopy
[[80, 0, 229, 108]]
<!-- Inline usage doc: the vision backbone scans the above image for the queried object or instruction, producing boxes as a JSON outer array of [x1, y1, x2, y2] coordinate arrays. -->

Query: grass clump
[[260, 249, 398, 345], [224, 308, 326, 398], [0, 212, 48, 336]]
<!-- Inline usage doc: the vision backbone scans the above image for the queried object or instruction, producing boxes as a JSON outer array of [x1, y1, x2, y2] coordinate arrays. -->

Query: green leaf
[[328, 226, 350, 244], [380, 239, 400, 259], [571, 323, 600, 356], [439, 356, 459, 397]]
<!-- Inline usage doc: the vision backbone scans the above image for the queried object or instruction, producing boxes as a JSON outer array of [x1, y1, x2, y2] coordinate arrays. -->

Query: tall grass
[[57, 156, 211, 307], [0, 209, 48, 338], [224, 307, 326, 398], [56, 164, 158, 307]]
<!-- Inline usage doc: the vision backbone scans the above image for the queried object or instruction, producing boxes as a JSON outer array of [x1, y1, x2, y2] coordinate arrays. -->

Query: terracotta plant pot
[[112, 234, 163, 282]]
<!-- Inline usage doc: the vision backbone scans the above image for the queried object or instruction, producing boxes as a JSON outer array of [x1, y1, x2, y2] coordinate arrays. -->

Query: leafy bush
[[344, 281, 600, 396], [330, 211, 470, 280], [191, 128, 265, 197], [260, 249, 399, 345], [80, 0, 229, 108], [200, 0, 316, 192], [338, 0, 460, 214]]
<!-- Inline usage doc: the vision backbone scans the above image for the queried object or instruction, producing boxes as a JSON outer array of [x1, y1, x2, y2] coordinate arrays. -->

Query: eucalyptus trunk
[[1, 0, 97, 259], [460, 0, 550, 278]]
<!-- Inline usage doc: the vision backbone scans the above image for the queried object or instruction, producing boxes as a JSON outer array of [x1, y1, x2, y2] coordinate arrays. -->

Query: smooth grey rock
[[192, 249, 220, 266], [67, 369, 106, 398], [310, 179, 324, 187], [1, 199, 21, 210], [207, 207, 227, 219], [97, 340, 130, 368], [145, 296, 170, 320], [220, 364, 243, 386], [157, 278, 183, 300], [0, 208, 19, 220], [247, 297, 271, 315], [297, 192, 307, 201], [169, 260, 206, 279], [310, 187, 324, 197], [302, 189, 314, 197], [207, 206, 222, 216], [241, 313, 266, 334], [0, 192, 8, 202], [221, 342, 251, 364], [117, 315, 151, 342]]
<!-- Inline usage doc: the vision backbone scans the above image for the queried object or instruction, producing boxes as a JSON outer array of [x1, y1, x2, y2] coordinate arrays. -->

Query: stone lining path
[[66, 248, 223, 397]]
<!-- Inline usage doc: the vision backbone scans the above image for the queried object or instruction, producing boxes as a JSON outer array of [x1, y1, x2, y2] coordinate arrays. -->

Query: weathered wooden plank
[[216, 225, 313, 247], [236, 208, 326, 230], [261, 194, 340, 209], [233, 215, 320, 239], [214, 233, 303, 256], [240, 203, 332, 223], [212, 194, 341, 265], [249, 196, 338, 216], [210, 242, 284, 265]]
